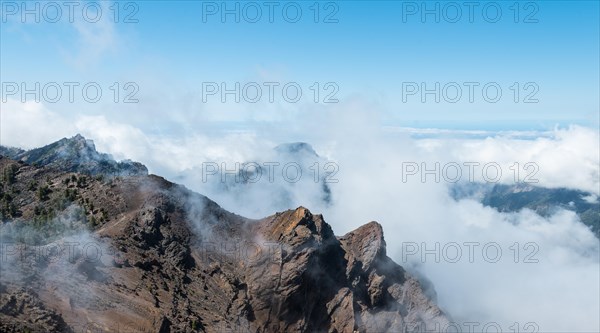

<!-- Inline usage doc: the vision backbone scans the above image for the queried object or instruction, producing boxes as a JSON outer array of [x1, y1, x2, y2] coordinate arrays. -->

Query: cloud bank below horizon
[[1, 99, 599, 331]]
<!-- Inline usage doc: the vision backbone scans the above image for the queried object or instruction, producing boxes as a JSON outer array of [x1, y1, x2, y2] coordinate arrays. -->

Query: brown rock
[[0, 157, 450, 332]]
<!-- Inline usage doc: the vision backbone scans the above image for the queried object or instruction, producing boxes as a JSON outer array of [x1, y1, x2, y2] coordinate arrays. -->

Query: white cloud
[[62, 1, 119, 69], [1, 99, 599, 331], [0, 98, 75, 148]]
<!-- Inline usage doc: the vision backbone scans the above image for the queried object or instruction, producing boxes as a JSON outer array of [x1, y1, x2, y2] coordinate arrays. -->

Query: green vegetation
[[37, 185, 50, 201], [100, 208, 108, 222], [0, 195, 17, 219], [33, 205, 57, 225], [64, 188, 78, 202], [0, 162, 107, 232], [2, 164, 17, 185], [0, 182, 18, 219], [28, 180, 38, 191], [76, 176, 88, 188]]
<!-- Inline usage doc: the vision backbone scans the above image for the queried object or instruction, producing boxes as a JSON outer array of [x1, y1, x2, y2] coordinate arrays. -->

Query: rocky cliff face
[[0, 137, 448, 332]]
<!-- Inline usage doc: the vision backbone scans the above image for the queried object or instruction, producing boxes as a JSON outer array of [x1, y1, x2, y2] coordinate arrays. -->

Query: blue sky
[[1, 0, 599, 133], [2, 4, 600, 330]]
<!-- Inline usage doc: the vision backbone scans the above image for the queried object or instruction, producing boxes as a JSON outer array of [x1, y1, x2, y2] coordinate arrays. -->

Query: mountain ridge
[[0, 136, 449, 332], [451, 182, 600, 237]]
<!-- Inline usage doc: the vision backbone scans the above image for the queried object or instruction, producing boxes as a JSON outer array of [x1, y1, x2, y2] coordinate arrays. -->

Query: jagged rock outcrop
[[0, 139, 449, 332]]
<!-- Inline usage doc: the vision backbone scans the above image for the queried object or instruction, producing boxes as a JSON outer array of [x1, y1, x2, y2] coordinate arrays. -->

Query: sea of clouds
[[2, 98, 599, 332]]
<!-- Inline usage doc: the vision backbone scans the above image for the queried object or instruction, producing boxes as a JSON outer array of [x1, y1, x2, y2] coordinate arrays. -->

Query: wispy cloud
[[2, 99, 599, 331], [62, 1, 119, 70]]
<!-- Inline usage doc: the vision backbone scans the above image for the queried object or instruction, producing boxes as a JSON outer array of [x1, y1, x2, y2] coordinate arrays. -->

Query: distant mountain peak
[[53, 134, 99, 157], [66, 133, 94, 147], [274, 142, 318, 157], [0, 134, 148, 177]]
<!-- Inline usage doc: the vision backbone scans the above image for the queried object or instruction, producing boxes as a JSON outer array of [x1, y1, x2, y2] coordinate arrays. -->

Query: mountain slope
[[0, 140, 449, 332]]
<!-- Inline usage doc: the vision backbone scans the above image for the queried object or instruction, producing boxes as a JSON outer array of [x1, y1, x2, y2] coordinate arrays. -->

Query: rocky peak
[[66, 133, 91, 145], [54, 134, 99, 159], [274, 142, 319, 157], [0, 134, 148, 177], [72, 133, 86, 141], [258, 207, 336, 249], [339, 221, 387, 271]]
